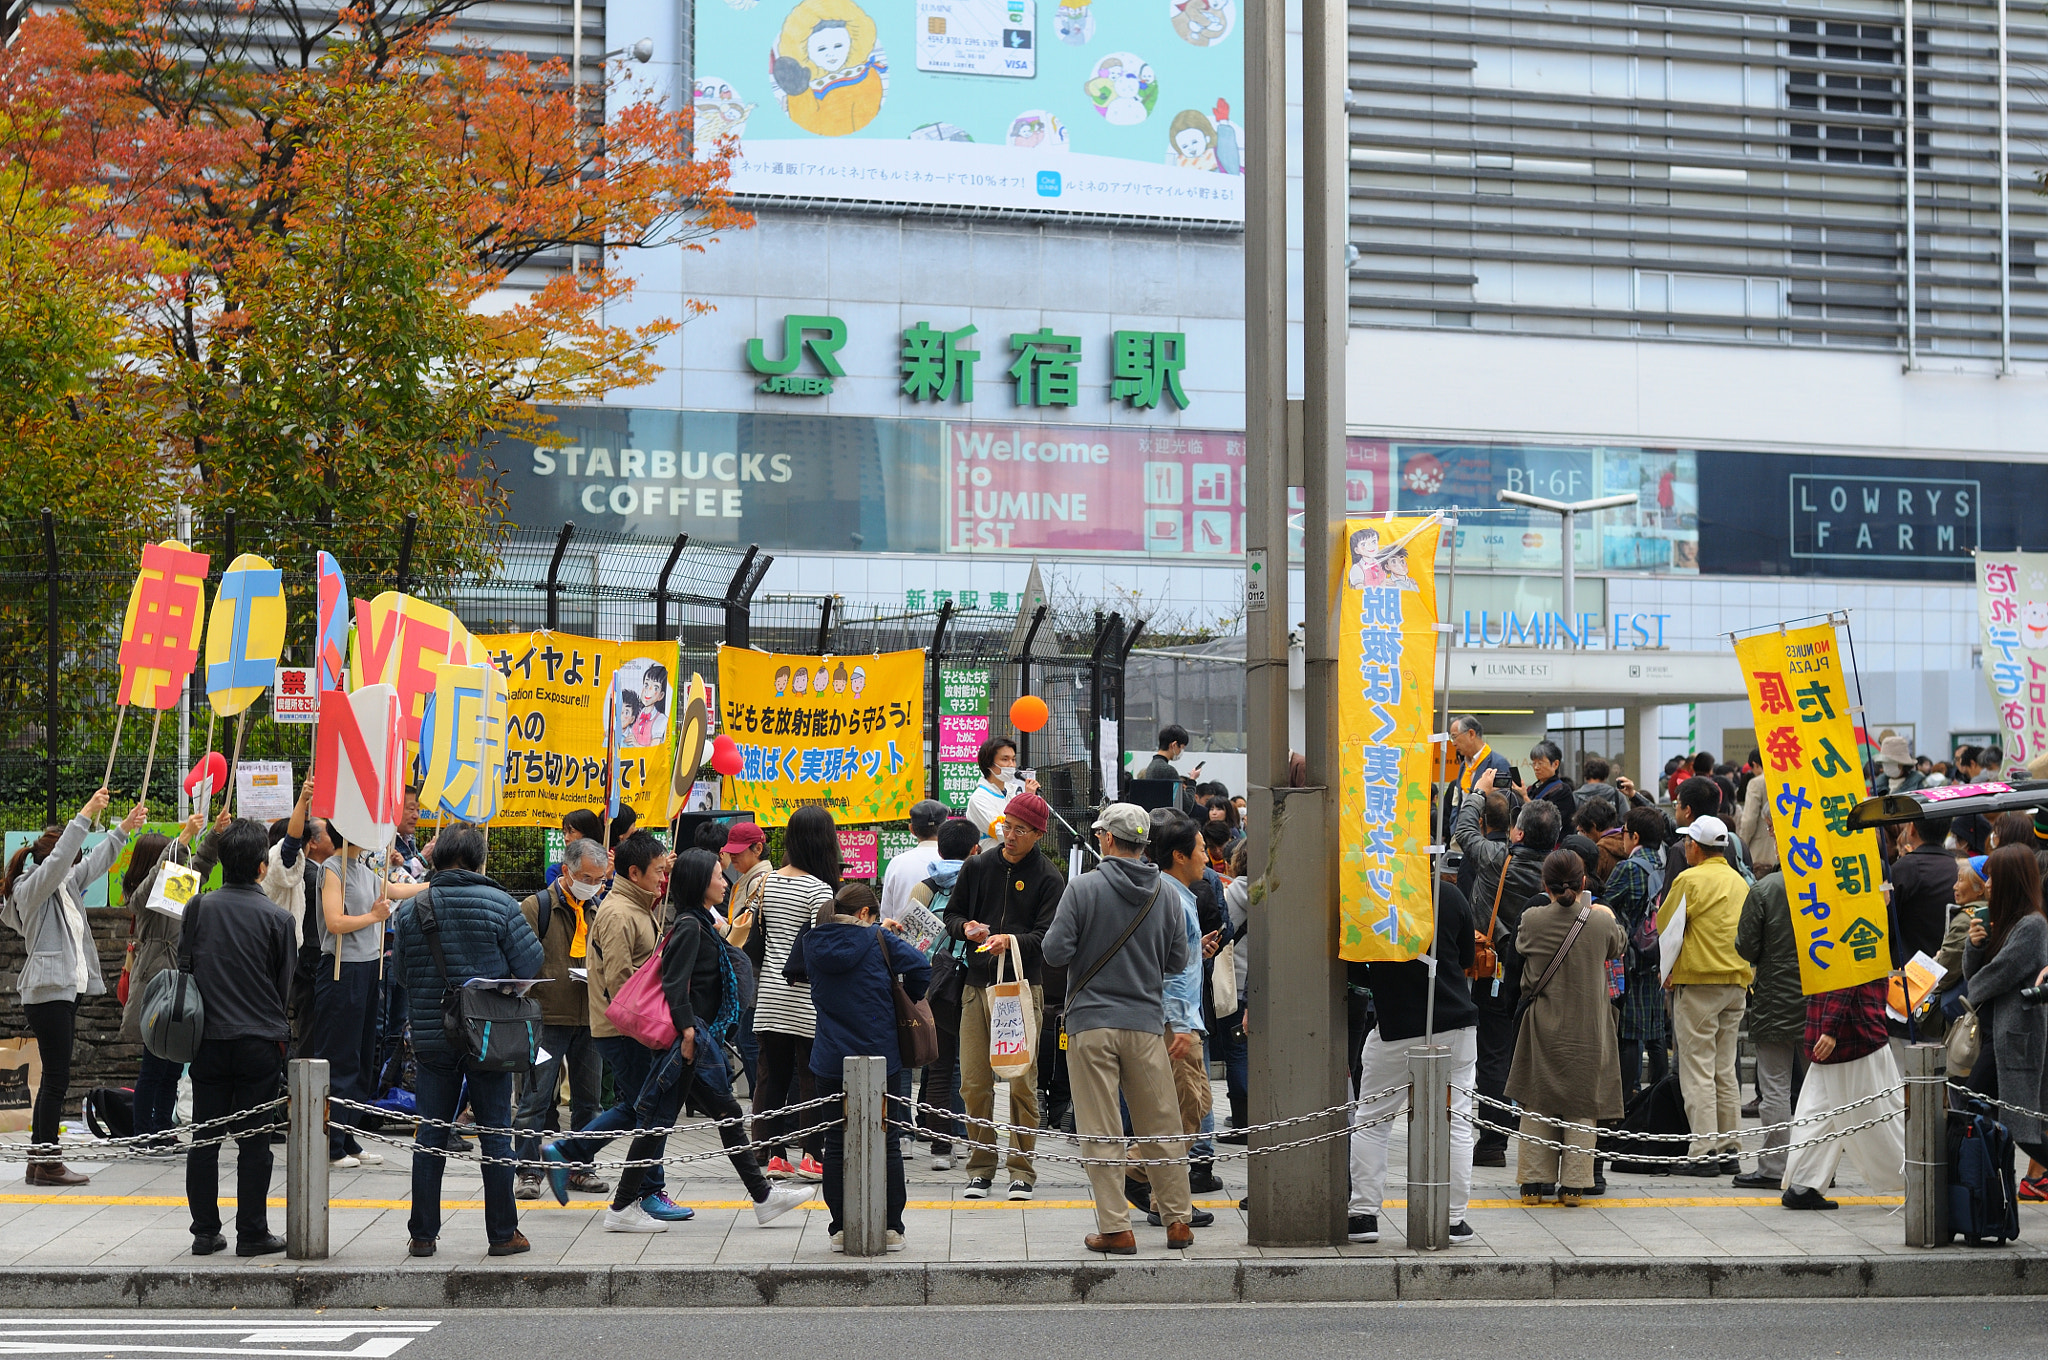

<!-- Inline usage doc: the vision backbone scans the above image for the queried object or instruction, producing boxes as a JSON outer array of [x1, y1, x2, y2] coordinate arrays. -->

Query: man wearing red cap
[[943, 791, 1066, 1199]]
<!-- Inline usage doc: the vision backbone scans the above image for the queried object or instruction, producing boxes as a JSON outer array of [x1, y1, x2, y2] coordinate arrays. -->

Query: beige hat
[[2026, 751, 2048, 780], [1094, 802, 1152, 843], [1879, 734, 1912, 769]]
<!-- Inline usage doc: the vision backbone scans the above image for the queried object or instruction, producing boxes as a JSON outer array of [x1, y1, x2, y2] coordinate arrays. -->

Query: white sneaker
[[330, 1155, 360, 1169], [931, 1153, 953, 1172], [354, 1151, 384, 1166], [885, 1230, 905, 1253], [830, 1231, 844, 1253], [754, 1181, 811, 1226], [603, 1202, 668, 1234]]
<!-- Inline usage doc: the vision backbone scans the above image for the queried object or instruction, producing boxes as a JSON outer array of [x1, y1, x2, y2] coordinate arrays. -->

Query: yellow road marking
[[0, 1193, 1907, 1212]]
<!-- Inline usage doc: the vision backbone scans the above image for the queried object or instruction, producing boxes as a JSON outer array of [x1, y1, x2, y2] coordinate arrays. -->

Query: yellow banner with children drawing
[[1336, 517, 1441, 962], [718, 647, 924, 827], [477, 633, 675, 828]]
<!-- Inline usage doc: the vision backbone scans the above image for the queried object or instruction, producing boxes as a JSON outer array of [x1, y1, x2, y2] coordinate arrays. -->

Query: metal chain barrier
[[1455, 1103, 1906, 1168], [1946, 1081, 2048, 1128], [0, 1099, 290, 1163], [327, 1095, 842, 1172], [1449, 1083, 1906, 1147]]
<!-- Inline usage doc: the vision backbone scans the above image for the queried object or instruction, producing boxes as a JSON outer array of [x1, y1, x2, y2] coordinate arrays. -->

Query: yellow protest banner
[[716, 646, 924, 827], [1735, 623, 1890, 994], [1336, 517, 1442, 962], [478, 633, 676, 828]]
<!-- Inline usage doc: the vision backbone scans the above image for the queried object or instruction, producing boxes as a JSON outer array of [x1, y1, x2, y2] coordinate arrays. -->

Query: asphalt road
[[1, 1302, 2043, 1359]]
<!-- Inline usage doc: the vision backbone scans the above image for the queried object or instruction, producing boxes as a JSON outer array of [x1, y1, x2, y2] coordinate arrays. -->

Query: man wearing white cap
[[1655, 814, 1757, 1176]]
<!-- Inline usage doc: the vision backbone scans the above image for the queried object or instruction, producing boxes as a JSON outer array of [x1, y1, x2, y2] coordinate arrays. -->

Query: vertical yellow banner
[[1734, 623, 1891, 994], [1337, 517, 1441, 962]]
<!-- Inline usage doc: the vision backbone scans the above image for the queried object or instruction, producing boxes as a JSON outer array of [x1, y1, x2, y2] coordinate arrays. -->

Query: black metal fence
[[0, 512, 1145, 888]]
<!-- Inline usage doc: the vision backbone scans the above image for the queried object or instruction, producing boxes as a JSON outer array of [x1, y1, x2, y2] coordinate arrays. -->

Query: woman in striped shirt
[[750, 805, 840, 1179]]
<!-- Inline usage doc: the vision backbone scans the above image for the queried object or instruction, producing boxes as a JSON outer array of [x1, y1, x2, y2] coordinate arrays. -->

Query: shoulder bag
[[1057, 881, 1163, 1049], [418, 890, 543, 1072], [875, 928, 939, 1068], [1512, 900, 1592, 1031], [141, 891, 206, 1063], [1946, 995, 1982, 1078], [1468, 859, 1506, 981]]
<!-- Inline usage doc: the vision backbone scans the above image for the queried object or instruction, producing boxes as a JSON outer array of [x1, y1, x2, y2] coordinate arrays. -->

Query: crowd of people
[[6, 715, 2047, 1257]]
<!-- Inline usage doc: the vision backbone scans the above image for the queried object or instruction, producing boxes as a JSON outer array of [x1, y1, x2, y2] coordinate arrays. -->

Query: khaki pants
[[1067, 1026, 1194, 1233], [1516, 1112, 1598, 1190], [1129, 1038, 1213, 1186], [959, 983, 1043, 1183], [1672, 983, 1747, 1158]]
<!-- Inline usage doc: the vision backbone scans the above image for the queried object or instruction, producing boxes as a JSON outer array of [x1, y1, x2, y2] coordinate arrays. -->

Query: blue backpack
[[1947, 1102, 2021, 1246]]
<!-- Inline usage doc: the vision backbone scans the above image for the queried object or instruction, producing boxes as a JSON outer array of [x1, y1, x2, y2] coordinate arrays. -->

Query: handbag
[[1210, 939, 1239, 1014], [1468, 860, 1507, 981], [985, 939, 1038, 1080], [1946, 995, 1982, 1078], [417, 889, 542, 1073], [1512, 899, 1592, 1031], [605, 928, 677, 1050], [140, 893, 206, 1064], [876, 928, 939, 1068]]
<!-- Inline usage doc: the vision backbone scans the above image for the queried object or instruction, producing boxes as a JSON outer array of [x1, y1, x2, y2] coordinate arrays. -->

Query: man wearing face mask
[[512, 836, 610, 1201]]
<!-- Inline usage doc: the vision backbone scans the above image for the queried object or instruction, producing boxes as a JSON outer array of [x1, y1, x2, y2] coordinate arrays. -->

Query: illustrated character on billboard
[[617, 660, 671, 748], [2024, 599, 2048, 649], [1170, 0, 1233, 46], [1085, 53, 1157, 125], [1167, 102, 1243, 173], [771, 0, 888, 137], [1008, 111, 1070, 151], [832, 662, 849, 694], [694, 77, 757, 147], [851, 665, 867, 699], [775, 664, 792, 695], [793, 666, 810, 695], [1055, 0, 1094, 45], [813, 664, 830, 693]]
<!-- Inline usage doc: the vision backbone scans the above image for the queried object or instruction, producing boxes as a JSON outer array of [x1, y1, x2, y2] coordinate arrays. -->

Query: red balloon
[[183, 751, 227, 797], [1010, 694, 1050, 733], [710, 734, 744, 777]]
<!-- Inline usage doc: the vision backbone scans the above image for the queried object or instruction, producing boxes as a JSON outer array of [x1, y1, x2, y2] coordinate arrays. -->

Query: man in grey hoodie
[[1041, 802, 1195, 1254]]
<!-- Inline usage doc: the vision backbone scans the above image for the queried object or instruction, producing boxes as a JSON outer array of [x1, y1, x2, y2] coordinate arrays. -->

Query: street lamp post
[[1495, 490, 1639, 647]]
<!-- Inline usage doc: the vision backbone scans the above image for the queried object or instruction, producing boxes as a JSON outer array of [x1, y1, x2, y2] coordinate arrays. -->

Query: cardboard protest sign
[[203, 553, 286, 717], [1336, 517, 1442, 962], [349, 591, 474, 758], [316, 551, 351, 693], [418, 663, 510, 824], [475, 634, 678, 828], [314, 683, 405, 850], [117, 541, 211, 710], [716, 647, 924, 827], [1736, 623, 1891, 993]]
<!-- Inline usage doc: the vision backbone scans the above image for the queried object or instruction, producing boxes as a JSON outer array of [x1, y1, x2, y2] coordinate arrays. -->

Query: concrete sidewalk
[[1, 1095, 2041, 1307]]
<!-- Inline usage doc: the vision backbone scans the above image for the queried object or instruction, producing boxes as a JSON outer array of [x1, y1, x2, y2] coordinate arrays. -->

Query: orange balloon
[[1010, 694, 1050, 733]]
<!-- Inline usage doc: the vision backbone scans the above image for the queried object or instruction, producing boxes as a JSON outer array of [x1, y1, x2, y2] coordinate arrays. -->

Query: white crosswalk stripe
[[0, 1319, 437, 1358]]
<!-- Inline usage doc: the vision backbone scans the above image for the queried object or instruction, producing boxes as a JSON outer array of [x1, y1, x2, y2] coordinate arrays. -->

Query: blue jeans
[[612, 1040, 769, 1209], [514, 1025, 602, 1167], [134, 1049, 183, 1139], [817, 1072, 906, 1235], [410, 1058, 517, 1246], [554, 1035, 663, 1194]]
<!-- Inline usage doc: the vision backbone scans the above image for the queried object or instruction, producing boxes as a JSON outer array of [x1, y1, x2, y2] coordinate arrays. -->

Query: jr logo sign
[[747, 314, 847, 395]]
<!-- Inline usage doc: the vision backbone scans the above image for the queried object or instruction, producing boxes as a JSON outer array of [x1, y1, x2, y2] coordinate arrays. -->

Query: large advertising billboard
[[692, 0, 1245, 221]]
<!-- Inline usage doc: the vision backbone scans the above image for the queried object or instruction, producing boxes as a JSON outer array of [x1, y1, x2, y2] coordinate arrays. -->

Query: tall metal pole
[[1559, 508, 1576, 646], [570, 0, 584, 283], [177, 502, 192, 823], [1247, 0, 1348, 1249]]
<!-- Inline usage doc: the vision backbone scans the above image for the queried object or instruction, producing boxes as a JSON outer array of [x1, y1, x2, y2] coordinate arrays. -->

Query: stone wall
[[0, 909, 141, 1114]]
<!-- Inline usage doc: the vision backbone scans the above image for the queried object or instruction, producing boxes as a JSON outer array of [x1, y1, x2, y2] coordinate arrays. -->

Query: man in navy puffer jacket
[[387, 825, 543, 1257]]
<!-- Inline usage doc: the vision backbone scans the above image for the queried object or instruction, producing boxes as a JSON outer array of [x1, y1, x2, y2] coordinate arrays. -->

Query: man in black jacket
[[1888, 814, 1957, 967], [182, 818, 297, 1258], [943, 792, 1065, 1199], [1346, 879, 1480, 1245]]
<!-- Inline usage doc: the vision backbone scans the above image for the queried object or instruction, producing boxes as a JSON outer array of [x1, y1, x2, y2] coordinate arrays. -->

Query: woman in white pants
[[1779, 977, 1904, 1210]]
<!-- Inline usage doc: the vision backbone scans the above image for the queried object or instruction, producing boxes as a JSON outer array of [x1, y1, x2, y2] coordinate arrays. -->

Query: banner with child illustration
[[477, 633, 677, 828], [1734, 622, 1890, 994], [1335, 517, 1441, 963], [717, 646, 925, 827]]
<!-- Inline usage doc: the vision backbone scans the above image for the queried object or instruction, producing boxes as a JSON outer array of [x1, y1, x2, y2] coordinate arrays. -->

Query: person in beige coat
[[1507, 849, 1627, 1206], [1737, 772, 1778, 873]]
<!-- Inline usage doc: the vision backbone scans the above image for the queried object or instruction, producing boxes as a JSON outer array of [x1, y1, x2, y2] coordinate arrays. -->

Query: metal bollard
[[842, 1055, 888, 1257], [1405, 1045, 1451, 1251], [287, 1059, 330, 1261], [1901, 1042, 1949, 1248]]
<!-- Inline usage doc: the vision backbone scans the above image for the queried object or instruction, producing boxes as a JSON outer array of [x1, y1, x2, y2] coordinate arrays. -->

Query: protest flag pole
[[334, 837, 349, 982], [98, 705, 128, 820], [138, 711, 164, 814], [223, 709, 250, 819]]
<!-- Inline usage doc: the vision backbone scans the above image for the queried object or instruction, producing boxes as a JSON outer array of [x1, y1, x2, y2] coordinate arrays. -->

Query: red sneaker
[[2020, 1176, 2048, 1202], [796, 1156, 825, 1182], [765, 1157, 796, 1180]]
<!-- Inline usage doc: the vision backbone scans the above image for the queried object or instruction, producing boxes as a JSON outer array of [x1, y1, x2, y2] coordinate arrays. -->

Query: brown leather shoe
[[487, 1232, 532, 1257], [26, 1163, 89, 1187], [1166, 1221, 1194, 1249], [1084, 1230, 1137, 1255]]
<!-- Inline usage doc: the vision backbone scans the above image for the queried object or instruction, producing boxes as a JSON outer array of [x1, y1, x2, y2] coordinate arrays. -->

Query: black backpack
[[1947, 1101, 2021, 1246], [1599, 1074, 1691, 1174]]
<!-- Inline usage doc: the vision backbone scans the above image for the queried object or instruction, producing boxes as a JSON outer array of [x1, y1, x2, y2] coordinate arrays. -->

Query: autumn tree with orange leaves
[[1, 0, 747, 571]]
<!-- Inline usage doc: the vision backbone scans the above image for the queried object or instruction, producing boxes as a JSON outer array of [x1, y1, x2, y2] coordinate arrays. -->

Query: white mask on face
[[567, 878, 604, 902]]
